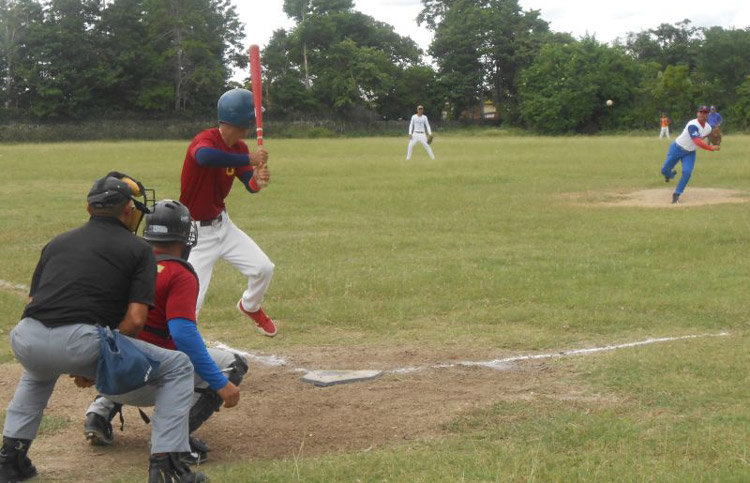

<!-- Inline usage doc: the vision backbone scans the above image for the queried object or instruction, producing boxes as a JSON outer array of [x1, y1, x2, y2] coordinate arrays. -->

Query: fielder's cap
[[87, 176, 133, 208], [698, 105, 710, 112]]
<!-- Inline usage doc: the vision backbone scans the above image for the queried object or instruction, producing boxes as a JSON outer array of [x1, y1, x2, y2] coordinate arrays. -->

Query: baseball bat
[[249, 44, 267, 188]]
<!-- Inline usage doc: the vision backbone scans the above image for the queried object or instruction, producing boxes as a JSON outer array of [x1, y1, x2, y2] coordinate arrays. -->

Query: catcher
[[83, 200, 248, 466], [708, 105, 723, 145]]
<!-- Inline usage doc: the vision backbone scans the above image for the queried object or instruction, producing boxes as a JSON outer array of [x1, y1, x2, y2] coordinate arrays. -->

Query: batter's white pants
[[188, 211, 274, 314], [660, 126, 670, 138], [406, 133, 435, 160]]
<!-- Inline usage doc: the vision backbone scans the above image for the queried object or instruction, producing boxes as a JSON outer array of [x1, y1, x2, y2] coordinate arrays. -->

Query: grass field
[[0, 134, 748, 482]]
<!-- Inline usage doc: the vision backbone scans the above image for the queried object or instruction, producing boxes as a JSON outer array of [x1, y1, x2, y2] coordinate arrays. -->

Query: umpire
[[0, 174, 206, 483]]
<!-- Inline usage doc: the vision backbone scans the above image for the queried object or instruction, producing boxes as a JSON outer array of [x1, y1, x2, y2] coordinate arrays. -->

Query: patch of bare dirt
[[564, 188, 750, 208], [0, 346, 603, 482]]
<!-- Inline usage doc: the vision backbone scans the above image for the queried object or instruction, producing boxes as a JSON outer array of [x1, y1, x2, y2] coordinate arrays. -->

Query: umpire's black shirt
[[23, 215, 156, 329]]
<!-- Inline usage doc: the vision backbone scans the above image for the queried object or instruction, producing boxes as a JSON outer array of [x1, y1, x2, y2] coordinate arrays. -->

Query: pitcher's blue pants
[[661, 142, 697, 195]]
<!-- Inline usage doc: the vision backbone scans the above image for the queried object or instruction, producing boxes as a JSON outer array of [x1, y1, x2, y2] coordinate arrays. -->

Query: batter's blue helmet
[[217, 88, 255, 129]]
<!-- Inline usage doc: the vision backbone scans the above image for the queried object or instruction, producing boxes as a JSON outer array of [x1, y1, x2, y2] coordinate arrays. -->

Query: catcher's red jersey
[[180, 128, 253, 221], [139, 259, 199, 350]]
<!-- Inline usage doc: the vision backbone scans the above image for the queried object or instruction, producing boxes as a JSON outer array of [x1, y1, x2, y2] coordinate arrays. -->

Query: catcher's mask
[[87, 172, 154, 233], [143, 200, 198, 260]]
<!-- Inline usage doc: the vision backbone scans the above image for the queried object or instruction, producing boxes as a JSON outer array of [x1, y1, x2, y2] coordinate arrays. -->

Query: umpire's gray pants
[[2, 318, 194, 454], [87, 347, 241, 420]]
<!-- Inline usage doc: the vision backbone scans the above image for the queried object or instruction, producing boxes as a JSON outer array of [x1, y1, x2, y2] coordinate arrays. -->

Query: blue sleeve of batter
[[195, 147, 250, 168], [688, 125, 701, 138], [237, 170, 259, 193], [168, 318, 229, 391]]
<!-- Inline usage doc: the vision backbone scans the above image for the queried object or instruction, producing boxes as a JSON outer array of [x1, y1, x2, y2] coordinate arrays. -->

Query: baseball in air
[[606, 99, 614, 107]]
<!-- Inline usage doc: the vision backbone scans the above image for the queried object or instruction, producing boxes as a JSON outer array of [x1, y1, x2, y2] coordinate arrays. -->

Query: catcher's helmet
[[217, 88, 255, 129], [143, 200, 198, 257]]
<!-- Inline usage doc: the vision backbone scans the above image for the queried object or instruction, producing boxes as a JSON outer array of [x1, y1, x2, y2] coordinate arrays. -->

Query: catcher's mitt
[[708, 127, 722, 146], [427, 134, 434, 145]]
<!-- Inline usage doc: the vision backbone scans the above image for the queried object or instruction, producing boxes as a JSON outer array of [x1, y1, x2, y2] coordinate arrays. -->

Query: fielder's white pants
[[660, 127, 670, 138], [406, 133, 435, 160], [188, 211, 274, 314]]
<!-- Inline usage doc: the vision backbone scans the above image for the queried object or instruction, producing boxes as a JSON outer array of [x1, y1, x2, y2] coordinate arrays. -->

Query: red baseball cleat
[[236, 300, 277, 337]]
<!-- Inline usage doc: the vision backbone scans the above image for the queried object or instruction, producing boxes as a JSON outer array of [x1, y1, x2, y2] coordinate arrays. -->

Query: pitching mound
[[566, 188, 750, 207]]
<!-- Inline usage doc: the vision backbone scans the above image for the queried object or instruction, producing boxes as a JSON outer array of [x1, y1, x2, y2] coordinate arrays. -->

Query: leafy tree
[[142, 0, 246, 114], [419, 0, 551, 122], [622, 20, 700, 69], [518, 37, 641, 133], [694, 26, 750, 109], [269, 0, 423, 117], [729, 75, 750, 130], [27, 0, 115, 119], [0, 0, 44, 115]]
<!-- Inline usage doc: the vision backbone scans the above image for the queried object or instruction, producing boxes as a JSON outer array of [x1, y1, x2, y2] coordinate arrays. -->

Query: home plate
[[300, 370, 383, 387]]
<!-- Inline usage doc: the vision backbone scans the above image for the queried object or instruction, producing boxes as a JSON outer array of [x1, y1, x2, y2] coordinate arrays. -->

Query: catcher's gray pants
[[87, 347, 240, 420], [2, 317, 194, 454]]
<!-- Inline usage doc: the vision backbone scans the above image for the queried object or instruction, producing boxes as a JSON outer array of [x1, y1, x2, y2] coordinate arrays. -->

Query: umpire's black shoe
[[149, 453, 208, 482], [180, 436, 210, 466], [84, 412, 114, 446], [0, 438, 37, 483], [672, 193, 680, 204]]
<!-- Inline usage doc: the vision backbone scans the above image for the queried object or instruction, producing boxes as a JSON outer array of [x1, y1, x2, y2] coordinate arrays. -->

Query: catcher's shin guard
[[188, 354, 248, 433]]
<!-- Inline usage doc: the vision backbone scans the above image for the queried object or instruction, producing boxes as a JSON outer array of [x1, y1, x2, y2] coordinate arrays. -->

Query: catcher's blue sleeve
[[168, 318, 229, 391]]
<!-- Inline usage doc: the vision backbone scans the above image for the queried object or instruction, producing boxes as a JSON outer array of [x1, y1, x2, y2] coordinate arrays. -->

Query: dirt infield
[[564, 187, 750, 207], [0, 346, 597, 481]]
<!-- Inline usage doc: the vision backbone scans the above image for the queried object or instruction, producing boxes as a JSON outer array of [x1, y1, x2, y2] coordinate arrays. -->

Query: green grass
[[1, 135, 749, 481]]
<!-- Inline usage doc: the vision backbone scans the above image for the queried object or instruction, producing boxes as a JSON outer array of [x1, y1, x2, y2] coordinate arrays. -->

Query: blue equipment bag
[[95, 326, 161, 395]]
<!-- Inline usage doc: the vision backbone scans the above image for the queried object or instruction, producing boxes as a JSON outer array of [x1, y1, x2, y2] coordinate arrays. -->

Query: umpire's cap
[[217, 88, 256, 129], [87, 176, 134, 208]]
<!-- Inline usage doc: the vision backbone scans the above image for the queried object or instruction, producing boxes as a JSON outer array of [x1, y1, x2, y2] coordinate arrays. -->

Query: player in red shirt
[[83, 200, 248, 469], [180, 88, 276, 337]]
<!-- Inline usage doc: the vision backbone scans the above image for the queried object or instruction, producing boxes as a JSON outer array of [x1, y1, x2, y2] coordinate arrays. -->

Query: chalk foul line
[[212, 331, 730, 375], [0, 280, 29, 295]]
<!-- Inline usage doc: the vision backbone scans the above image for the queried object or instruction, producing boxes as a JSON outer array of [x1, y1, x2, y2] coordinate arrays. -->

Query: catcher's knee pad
[[188, 354, 248, 433]]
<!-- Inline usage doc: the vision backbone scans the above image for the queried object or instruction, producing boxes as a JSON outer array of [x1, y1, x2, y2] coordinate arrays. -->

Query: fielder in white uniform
[[406, 105, 435, 160]]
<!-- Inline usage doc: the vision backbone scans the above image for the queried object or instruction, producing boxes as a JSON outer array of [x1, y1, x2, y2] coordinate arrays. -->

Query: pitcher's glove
[[427, 134, 434, 144], [708, 128, 722, 146]]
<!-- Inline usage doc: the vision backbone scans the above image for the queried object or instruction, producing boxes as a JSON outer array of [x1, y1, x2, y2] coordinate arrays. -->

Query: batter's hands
[[217, 381, 240, 408], [713, 145, 721, 152], [253, 161, 270, 186], [248, 147, 268, 167], [70, 375, 95, 388]]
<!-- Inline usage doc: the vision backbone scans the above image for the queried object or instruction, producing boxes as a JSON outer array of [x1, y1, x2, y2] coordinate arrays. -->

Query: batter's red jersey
[[180, 128, 253, 221], [139, 259, 199, 350]]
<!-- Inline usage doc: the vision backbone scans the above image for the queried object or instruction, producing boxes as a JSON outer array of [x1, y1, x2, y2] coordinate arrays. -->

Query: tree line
[[2, 0, 750, 134]]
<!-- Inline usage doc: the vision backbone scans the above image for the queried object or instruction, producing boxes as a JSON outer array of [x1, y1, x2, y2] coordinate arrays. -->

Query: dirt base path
[[0, 346, 593, 481]]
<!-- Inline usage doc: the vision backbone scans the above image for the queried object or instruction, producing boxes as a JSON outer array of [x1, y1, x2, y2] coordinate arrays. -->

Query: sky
[[235, 1, 750, 59]]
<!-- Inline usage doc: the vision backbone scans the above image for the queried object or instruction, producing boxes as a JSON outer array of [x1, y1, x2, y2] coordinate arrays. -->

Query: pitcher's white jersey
[[675, 119, 712, 152]]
